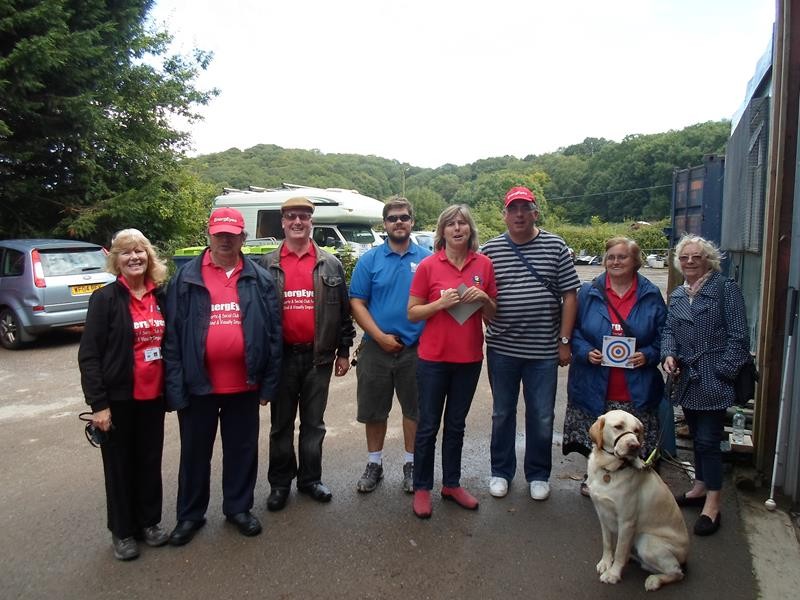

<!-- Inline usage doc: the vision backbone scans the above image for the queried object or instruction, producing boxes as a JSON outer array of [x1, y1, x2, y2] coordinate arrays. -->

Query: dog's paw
[[644, 575, 663, 591], [596, 557, 612, 574], [600, 570, 621, 585]]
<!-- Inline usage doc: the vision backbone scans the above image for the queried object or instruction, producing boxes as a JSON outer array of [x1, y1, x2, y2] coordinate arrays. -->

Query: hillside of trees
[[185, 120, 730, 234]]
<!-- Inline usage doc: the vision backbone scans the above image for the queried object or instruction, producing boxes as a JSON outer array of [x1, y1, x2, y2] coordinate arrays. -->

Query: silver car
[[0, 239, 115, 349]]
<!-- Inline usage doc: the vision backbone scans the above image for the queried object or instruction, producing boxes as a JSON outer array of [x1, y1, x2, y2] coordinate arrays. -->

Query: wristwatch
[[559, 336, 571, 345]]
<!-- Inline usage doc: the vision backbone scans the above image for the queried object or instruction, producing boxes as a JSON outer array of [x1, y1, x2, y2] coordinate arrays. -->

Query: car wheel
[[0, 308, 25, 350]]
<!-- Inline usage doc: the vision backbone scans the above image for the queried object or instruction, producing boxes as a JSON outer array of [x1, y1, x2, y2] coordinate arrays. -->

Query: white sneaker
[[530, 480, 550, 501], [489, 476, 508, 498]]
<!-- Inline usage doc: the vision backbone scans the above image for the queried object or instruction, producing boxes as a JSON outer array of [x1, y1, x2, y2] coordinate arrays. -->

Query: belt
[[284, 342, 314, 353]]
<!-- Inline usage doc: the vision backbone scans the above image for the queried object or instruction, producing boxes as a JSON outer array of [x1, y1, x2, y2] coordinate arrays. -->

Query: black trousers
[[268, 351, 334, 489], [176, 391, 260, 520], [100, 399, 165, 539]]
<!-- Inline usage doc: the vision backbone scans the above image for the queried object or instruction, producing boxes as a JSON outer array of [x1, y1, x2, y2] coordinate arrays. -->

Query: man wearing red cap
[[261, 197, 355, 511], [164, 207, 282, 545], [481, 186, 579, 502]]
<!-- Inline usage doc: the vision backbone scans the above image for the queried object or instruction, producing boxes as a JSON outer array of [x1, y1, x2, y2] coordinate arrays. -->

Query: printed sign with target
[[601, 336, 636, 369]]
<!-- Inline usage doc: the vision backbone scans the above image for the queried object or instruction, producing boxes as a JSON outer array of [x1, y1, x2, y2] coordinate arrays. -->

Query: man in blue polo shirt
[[349, 196, 432, 494]]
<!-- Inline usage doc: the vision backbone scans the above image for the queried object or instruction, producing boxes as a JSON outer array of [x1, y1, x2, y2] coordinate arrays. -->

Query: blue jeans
[[683, 408, 726, 490], [413, 359, 482, 490], [488, 349, 558, 482]]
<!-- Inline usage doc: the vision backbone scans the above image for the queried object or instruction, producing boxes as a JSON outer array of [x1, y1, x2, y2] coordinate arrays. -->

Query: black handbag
[[717, 278, 759, 406]]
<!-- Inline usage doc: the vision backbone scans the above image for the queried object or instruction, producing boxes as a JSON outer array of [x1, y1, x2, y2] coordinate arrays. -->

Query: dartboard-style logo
[[605, 339, 633, 365]]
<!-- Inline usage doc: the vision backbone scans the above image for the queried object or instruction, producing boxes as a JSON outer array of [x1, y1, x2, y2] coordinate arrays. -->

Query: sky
[[149, 0, 775, 169]]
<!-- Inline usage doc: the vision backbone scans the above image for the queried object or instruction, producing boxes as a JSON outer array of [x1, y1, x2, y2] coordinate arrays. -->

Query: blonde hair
[[434, 205, 479, 252], [673, 235, 722, 272], [603, 236, 644, 271], [106, 228, 168, 285]]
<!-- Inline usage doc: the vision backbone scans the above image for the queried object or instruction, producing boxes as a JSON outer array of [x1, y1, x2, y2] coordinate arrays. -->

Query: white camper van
[[214, 184, 384, 257]]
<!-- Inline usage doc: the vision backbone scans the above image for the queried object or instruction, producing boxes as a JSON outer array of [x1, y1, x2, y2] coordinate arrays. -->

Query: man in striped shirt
[[481, 186, 579, 501]]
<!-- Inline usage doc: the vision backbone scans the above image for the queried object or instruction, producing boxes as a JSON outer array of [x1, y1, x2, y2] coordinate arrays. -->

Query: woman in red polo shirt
[[79, 229, 169, 561], [407, 204, 497, 518]]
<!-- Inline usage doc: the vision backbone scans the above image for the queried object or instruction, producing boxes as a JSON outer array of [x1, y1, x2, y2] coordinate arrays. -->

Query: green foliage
[[0, 0, 216, 243], [552, 220, 669, 256], [337, 246, 357, 285], [63, 166, 216, 254], [405, 186, 447, 230]]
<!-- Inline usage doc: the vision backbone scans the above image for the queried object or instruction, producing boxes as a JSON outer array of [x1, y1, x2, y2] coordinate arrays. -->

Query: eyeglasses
[[606, 254, 630, 262], [678, 254, 704, 263], [384, 214, 412, 223], [283, 212, 311, 222]]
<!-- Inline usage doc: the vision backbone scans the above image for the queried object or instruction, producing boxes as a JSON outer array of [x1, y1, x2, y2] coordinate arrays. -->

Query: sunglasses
[[283, 212, 312, 222], [678, 254, 704, 263], [385, 214, 412, 223]]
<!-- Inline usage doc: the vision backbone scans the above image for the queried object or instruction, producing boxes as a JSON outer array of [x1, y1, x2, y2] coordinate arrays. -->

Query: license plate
[[70, 283, 105, 296]]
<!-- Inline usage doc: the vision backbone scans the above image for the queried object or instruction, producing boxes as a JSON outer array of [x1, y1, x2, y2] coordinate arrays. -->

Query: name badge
[[144, 347, 162, 362]]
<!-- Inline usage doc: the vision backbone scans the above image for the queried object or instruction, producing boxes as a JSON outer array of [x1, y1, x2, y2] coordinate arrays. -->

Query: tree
[[0, 0, 217, 242]]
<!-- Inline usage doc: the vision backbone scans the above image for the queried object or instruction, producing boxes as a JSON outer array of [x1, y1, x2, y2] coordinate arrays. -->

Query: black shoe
[[112, 535, 140, 561], [136, 524, 169, 547], [267, 488, 290, 512], [226, 511, 262, 537], [694, 512, 721, 536], [298, 482, 333, 503], [168, 519, 206, 546], [675, 493, 707, 507]]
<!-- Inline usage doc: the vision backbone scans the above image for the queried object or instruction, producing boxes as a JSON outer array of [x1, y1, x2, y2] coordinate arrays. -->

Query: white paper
[[601, 335, 637, 369]]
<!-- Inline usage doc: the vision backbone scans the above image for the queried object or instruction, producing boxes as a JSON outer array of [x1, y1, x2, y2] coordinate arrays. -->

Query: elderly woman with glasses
[[661, 235, 751, 536], [563, 237, 667, 495], [78, 229, 169, 560], [407, 204, 497, 518]]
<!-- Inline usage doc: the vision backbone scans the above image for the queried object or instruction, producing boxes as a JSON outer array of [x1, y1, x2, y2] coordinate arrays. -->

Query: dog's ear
[[589, 415, 605, 449]]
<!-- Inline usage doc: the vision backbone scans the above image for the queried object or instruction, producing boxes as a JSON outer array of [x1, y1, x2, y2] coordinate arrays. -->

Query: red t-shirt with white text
[[201, 252, 255, 394], [280, 243, 316, 344], [119, 277, 165, 401]]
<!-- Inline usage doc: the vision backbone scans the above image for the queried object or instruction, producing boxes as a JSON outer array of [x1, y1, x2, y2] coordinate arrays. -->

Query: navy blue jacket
[[661, 271, 751, 410], [163, 249, 282, 411], [568, 272, 666, 415]]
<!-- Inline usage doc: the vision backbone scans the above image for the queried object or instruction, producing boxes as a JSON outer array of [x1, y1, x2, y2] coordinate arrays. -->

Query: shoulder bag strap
[[592, 279, 635, 339], [503, 233, 561, 303]]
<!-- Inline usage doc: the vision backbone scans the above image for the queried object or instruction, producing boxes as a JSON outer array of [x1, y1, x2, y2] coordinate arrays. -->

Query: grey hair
[[673, 234, 722, 272]]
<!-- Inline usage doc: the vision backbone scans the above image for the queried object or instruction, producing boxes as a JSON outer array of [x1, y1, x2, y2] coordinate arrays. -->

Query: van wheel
[[0, 308, 25, 350]]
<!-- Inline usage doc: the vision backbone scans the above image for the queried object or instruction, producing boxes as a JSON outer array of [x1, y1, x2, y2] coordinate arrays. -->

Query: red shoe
[[441, 486, 479, 510], [413, 490, 432, 519]]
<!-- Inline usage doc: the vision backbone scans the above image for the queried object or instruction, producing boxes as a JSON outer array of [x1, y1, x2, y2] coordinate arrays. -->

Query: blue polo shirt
[[349, 240, 431, 346]]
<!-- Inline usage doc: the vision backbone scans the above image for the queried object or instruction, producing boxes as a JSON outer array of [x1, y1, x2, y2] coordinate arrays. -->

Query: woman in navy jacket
[[563, 237, 667, 494], [662, 235, 751, 536]]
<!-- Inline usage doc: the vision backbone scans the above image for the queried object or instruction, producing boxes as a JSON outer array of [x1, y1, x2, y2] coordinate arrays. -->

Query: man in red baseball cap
[[481, 185, 579, 503], [164, 206, 282, 545]]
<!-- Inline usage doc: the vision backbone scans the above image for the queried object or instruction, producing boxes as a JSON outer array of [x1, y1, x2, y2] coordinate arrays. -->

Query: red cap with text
[[208, 207, 245, 235], [504, 186, 537, 208]]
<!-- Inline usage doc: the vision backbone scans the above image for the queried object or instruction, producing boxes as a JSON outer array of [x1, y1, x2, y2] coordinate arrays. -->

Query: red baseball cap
[[504, 186, 538, 208], [208, 207, 245, 235]]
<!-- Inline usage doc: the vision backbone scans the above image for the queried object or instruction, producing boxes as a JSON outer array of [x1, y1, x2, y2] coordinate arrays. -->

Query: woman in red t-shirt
[[79, 229, 169, 561], [407, 205, 497, 518]]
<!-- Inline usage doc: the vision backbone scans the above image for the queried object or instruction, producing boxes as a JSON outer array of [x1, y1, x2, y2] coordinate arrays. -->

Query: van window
[[1, 249, 24, 277], [313, 227, 339, 247], [257, 210, 284, 239], [338, 224, 376, 244]]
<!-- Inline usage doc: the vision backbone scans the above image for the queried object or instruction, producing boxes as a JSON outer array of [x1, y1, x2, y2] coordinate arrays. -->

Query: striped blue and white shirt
[[482, 230, 580, 359]]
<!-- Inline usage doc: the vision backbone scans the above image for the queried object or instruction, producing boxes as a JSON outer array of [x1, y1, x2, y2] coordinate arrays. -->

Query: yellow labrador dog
[[587, 410, 689, 591]]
